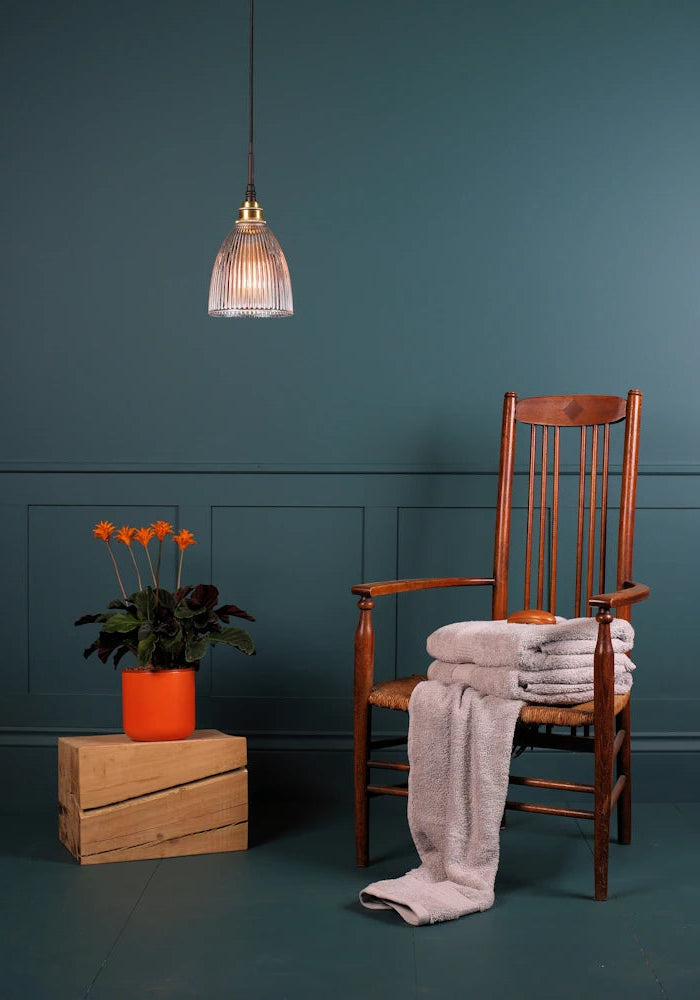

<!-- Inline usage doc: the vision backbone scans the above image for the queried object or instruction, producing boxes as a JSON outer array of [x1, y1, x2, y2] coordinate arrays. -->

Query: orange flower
[[173, 529, 196, 551], [115, 526, 136, 547], [134, 527, 156, 547], [93, 520, 115, 541], [151, 520, 174, 542]]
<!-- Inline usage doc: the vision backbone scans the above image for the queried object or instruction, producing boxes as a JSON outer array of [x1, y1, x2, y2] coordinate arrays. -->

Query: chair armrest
[[589, 580, 650, 610], [351, 577, 495, 598]]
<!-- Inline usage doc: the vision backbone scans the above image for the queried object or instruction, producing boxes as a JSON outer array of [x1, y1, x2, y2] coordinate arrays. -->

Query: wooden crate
[[58, 729, 247, 864]]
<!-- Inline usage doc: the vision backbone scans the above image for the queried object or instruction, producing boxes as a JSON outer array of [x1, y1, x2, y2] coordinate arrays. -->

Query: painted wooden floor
[[1, 797, 698, 999]]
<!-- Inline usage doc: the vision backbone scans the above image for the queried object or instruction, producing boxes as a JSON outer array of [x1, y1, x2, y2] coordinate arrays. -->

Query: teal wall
[[2, 1, 699, 797]]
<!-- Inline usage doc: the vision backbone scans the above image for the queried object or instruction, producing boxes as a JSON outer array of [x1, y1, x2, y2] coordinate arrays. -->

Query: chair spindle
[[549, 427, 560, 614], [599, 423, 610, 595], [586, 425, 599, 615], [537, 426, 548, 608], [524, 424, 536, 609], [575, 427, 586, 616]]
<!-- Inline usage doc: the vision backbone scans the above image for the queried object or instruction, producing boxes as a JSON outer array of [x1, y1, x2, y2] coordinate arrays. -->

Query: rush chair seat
[[351, 391, 649, 901]]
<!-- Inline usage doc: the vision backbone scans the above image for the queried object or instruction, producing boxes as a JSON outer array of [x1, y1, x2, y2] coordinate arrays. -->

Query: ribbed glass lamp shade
[[208, 218, 293, 318]]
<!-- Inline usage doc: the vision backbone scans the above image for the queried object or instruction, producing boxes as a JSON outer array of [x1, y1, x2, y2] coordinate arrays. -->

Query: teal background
[[1, 0, 698, 802]]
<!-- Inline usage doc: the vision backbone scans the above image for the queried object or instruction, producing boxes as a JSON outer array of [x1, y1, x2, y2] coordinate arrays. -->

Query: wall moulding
[[1, 461, 700, 476], [0, 476, 696, 747], [1, 728, 698, 754]]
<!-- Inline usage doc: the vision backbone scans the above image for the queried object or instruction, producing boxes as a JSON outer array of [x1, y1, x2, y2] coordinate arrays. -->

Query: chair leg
[[593, 609, 616, 901], [594, 738, 613, 901], [354, 702, 371, 867], [617, 700, 632, 846]]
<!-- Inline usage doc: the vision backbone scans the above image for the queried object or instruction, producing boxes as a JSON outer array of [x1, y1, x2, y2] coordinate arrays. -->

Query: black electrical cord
[[246, 0, 256, 202]]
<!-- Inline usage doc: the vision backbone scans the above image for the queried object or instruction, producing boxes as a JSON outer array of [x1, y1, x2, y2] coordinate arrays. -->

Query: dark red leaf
[[216, 604, 255, 623], [75, 613, 102, 627], [190, 584, 219, 610]]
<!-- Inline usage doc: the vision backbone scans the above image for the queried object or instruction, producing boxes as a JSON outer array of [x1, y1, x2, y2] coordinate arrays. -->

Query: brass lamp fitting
[[238, 200, 265, 222]]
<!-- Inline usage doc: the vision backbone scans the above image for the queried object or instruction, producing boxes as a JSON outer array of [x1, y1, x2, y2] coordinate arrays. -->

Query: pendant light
[[208, 0, 293, 318]]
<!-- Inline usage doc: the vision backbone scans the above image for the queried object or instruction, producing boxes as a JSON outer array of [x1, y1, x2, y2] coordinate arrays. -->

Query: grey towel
[[427, 661, 633, 705], [427, 616, 634, 671], [359, 681, 522, 925]]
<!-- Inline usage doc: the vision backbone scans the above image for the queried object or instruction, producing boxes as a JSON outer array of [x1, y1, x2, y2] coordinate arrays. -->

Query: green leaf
[[207, 627, 255, 656], [103, 614, 141, 634], [107, 599, 127, 610], [132, 588, 156, 621], [161, 627, 183, 653], [155, 588, 175, 611], [185, 636, 208, 663], [138, 623, 153, 641], [137, 633, 156, 666], [193, 609, 212, 629], [175, 605, 195, 619]]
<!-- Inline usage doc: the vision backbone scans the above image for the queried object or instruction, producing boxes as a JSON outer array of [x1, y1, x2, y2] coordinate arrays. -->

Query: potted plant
[[76, 520, 255, 741]]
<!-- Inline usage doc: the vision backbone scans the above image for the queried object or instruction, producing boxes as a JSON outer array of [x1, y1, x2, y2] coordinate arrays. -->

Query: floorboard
[[0, 798, 697, 999]]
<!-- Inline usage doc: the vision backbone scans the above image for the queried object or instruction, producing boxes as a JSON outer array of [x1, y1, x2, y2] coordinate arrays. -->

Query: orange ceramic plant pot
[[121, 668, 196, 742]]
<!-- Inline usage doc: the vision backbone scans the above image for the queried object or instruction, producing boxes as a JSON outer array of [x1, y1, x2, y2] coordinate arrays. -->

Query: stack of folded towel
[[426, 616, 635, 705]]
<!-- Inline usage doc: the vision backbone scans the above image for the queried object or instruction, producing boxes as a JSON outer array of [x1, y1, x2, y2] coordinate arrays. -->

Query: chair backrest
[[492, 391, 642, 622]]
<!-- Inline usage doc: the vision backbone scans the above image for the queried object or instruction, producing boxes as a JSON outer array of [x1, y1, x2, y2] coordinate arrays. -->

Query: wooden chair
[[351, 390, 649, 901]]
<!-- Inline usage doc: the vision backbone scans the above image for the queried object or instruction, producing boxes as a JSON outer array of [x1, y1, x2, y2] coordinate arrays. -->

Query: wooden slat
[[59, 731, 247, 811], [524, 424, 536, 608], [586, 425, 599, 615], [492, 392, 518, 620], [549, 427, 560, 614], [610, 774, 627, 810], [367, 760, 410, 772], [537, 425, 548, 608], [367, 784, 408, 797], [508, 775, 594, 794], [617, 390, 642, 623], [60, 768, 249, 865], [352, 576, 495, 597], [515, 394, 627, 426], [575, 427, 587, 616], [599, 423, 610, 594], [81, 822, 248, 865], [76, 771, 247, 858], [505, 800, 595, 820]]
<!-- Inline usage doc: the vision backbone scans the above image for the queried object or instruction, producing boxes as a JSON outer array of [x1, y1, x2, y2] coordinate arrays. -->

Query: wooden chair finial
[[506, 609, 557, 625]]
